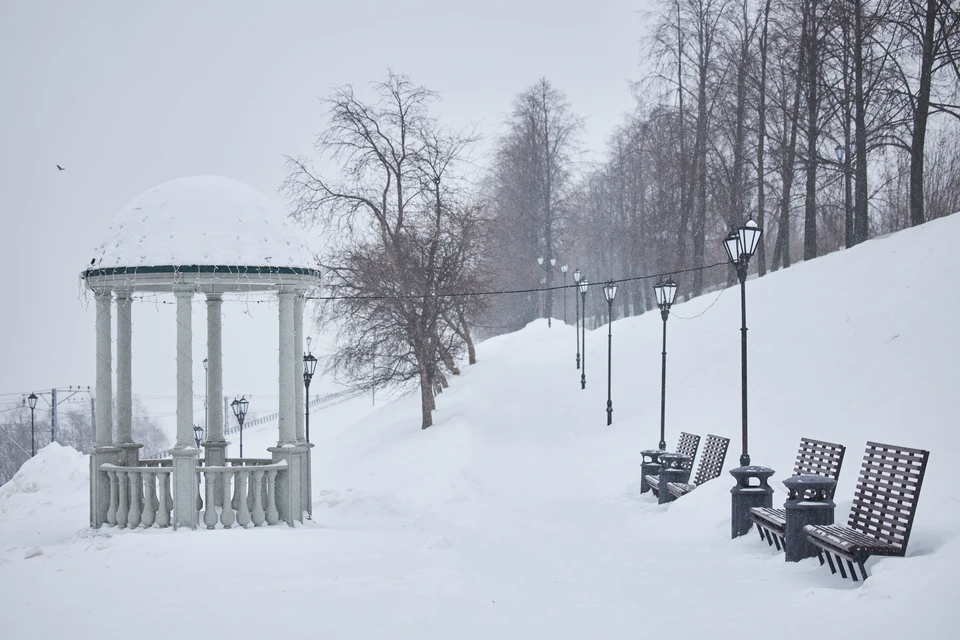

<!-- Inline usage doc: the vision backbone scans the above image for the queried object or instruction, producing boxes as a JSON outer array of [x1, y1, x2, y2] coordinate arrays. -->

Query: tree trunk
[[756, 0, 772, 275], [909, 0, 938, 228], [803, 0, 819, 261], [854, 0, 871, 241]]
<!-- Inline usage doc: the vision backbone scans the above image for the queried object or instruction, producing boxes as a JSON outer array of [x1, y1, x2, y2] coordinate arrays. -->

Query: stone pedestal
[[203, 440, 228, 506], [88, 446, 120, 528], [171, 449, 200, 530], [269, 445, 308, 526], [783, 475, 836, 562], [118, 442, 143, 467], [730, 465, 775, 539], [302, 442, 314, 519]]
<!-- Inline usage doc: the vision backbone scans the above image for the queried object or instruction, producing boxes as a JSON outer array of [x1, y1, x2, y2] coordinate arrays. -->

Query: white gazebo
[[83, 175, 320, 529]]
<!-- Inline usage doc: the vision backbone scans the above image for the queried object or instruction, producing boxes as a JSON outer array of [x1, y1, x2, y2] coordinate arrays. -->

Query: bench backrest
[[793, 437, 846, 479], [676, 432, 701, 472], [847, 441, 930, 555], [692, 434, 730, 487]]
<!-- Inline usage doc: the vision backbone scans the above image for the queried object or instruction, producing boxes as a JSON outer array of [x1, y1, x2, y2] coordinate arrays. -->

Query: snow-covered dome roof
[[88, 175, 314, 270], [81, 176, 319, 294]]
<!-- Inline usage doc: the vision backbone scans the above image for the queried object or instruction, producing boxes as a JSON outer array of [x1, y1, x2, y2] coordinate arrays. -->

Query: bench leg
[[847, 559, 859, 582], [825, 551, 838, 575], [756, 525, 766, 542], [814, 547, 825, 566], [858, 559, 868, 581], [836, 554, 848, 580], [772, 534, 782, 552]]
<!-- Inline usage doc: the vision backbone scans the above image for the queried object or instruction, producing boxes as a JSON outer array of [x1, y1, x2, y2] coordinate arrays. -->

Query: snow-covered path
[[2, 214, 959, 638]]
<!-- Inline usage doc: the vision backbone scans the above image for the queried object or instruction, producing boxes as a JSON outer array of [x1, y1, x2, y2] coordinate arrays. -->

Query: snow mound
[[0, 443, 87, 516]]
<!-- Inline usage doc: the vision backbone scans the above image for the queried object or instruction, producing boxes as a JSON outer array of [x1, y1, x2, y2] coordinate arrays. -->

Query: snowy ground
[[2, 214, 959, 638]]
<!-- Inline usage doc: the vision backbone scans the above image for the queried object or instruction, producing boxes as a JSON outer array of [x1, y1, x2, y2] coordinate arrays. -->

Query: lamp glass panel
[[654, 283, 666, 306], [537, 257, 544, 265], [723, 231, 740, 263], [739, 220, 762, 257], [561, 264, 568, 273], [573, 268, 581, 283], [835, 144, 844, 162], [578, 279, 589, 294], [665, 280, 678, 305], [239, 397, 249, 417], [603, 283, 617, 302], [28, 393, 37, 409]]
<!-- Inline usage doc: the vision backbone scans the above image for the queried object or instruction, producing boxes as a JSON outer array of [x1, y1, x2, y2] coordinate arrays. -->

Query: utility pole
[[51, 388, 58, 443]]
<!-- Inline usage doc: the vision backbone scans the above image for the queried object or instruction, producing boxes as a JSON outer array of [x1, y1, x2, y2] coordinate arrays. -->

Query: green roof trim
[[82, 264, 321, 279]]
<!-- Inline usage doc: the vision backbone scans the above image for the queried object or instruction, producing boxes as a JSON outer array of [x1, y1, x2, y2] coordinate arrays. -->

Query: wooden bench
[[665, 434, 730, 499], [803, 441, 930, 581], [645, 432, 700, 497], [749, 437, 846, 551]]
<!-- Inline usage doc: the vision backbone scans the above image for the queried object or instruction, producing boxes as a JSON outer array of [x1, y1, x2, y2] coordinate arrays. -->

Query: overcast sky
[[0, 0, 651, 424]]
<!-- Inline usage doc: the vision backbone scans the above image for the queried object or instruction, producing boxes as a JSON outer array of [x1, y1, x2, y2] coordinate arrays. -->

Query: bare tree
[[284, 72, 481, 430]]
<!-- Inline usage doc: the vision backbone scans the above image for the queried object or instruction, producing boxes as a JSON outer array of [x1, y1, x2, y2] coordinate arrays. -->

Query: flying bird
[[57, 165, 65, 171]]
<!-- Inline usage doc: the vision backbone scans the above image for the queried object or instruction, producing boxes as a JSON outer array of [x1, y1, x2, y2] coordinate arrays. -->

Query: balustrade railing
[[99, 460, 287, 530], [100, 464, 173, 528]]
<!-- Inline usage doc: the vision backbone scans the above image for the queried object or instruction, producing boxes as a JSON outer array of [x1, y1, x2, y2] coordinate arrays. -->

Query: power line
[[308, 261, 728, 302]]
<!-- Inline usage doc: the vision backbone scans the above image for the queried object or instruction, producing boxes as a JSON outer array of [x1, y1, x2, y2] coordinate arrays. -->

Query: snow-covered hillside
[[1, 214, 958, 639]]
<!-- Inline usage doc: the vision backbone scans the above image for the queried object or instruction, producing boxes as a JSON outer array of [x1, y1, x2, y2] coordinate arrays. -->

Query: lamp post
[[579, 278, 589, 390], [654, 279, 679, 450], [836, 143, 854, 249], [603, 282, 618, 425], [560, 264, 568, 324], [573, 268, 582, 369], [537, 257, 557, 327], [27, 392, 38, 456], [303, 336, 318, 443], [193, 424, 204, 449], [722, 219, 763, 466], [230, 396, 249, 458]]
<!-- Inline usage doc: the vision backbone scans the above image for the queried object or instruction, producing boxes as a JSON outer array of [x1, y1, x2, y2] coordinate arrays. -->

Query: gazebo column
[[171, 286, 199, 529], [294, 294, 313, 518], [202, 294, 226, 505], [269, 291, 303, 525], [116, 292, 141, 466], [89, 291, 119, 527]]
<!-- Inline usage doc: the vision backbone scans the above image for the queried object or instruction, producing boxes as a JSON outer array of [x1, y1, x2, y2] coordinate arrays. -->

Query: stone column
[[270, 291, 302, 524], [171, 286, 199, 529], [94, 292, 114, 447], [202, 294, 226, 505], [277, 292, 297, 446], [293, 294, 312, 519], [294, 295, 305, 443], [115, 293, 141, 466], [90, 291, 119, 528]]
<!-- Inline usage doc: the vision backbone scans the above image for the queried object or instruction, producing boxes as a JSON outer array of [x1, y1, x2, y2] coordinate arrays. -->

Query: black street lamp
[[230, 395, 249, 458], [560, 264, 569, 324], [653, 279, 679, 450], [573, 268, 582, 369], [723, 219, 763, 466], [27, 392, 38, 457], [603, 282, 618, 425], [537, 257, 557, 327], [303, 336, 318, 443], [193, 424, 204, 449], [578, 278, 589, 390]]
